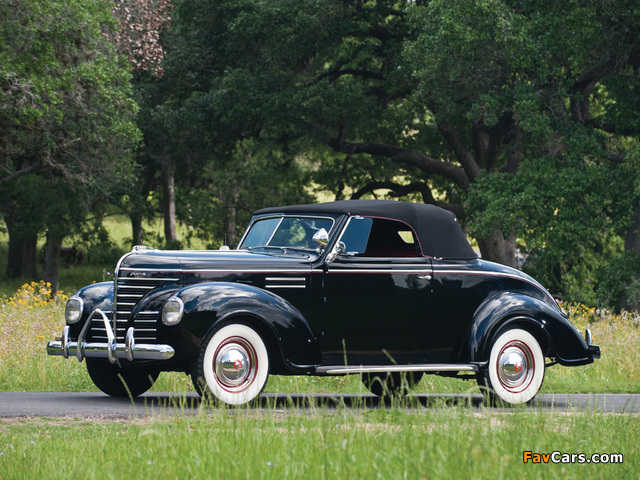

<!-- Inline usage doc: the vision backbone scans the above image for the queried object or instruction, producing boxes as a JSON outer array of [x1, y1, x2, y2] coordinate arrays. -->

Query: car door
[[320, 216, 434, 366]]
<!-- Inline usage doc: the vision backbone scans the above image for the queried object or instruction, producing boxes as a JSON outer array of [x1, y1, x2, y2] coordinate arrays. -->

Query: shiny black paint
[[318, 256, 433, 365], [175, 282, 320, 372], [117, 249, 323, 370], [429, 259, 563, 363], [467, 293, 592, 365], [67, 282, 113, 339], [66, 207, 598, 376]]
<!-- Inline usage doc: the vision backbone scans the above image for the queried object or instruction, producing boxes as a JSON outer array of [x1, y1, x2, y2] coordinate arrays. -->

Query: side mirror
[[312, 228, 329, 251], [326, 241, 348, 263]]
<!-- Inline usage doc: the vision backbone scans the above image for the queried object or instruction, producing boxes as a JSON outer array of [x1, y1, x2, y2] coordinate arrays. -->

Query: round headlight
[[162, 297, 184, 326], [65, 296, 84, 324]]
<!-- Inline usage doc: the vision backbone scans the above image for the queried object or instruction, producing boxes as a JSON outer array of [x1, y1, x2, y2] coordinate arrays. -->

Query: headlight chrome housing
[[162, 297, 184, 326], [64, 296, 84, 324]]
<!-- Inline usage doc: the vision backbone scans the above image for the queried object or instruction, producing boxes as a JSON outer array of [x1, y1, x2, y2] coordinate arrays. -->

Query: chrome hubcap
[[215, 342, 251, 387], [497, 342, 532, 390]]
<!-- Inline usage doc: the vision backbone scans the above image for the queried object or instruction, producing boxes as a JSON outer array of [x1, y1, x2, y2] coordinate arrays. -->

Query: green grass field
[[0, 406, 637, 479]]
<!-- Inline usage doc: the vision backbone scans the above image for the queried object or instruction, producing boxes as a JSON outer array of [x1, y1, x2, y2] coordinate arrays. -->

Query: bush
[[596, 251, 640, 312]]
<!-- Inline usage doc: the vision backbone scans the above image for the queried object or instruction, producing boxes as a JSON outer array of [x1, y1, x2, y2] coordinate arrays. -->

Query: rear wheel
[[192, 322, 270, 406], [361, 371, 424, 397], [86, 358, 159, 397], [478, 328, 545, 405]]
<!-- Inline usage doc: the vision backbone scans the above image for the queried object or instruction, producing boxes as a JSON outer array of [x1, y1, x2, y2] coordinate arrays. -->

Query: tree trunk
[[621, 200, 640, 312], [42, 231, 63, 297], [161, 162, 177, 246], [130, 210, 144, 246], [625, 200, 640, 255], [477, 230, 517, 267], [4, 228, 38, 280], [225, 205, 237, 248], [221, 185, 240, 248], [128, 164, 155, 248]]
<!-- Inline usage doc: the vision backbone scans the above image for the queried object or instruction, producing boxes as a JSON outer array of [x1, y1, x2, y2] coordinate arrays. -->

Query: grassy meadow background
[[0, 215, 638, 479]]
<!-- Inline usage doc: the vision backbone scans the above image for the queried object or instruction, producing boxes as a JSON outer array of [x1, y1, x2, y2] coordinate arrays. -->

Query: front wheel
[[478, 328, 545, 405], [192, 322, 270, 406], [86, 358, 159, 397]]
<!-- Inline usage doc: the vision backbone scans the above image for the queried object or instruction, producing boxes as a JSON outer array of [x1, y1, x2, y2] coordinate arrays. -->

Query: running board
[[315, 364, 478, 375]]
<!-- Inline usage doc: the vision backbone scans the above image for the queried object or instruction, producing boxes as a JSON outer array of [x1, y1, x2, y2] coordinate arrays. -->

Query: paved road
[[0, 393, 638, 417]]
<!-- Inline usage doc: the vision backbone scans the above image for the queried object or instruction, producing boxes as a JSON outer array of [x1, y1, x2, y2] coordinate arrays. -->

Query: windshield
[[240, 216, 335, 250]]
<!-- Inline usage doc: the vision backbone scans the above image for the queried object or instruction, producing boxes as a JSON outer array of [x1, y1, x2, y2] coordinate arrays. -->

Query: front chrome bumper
[[46, 309, 174, 364]]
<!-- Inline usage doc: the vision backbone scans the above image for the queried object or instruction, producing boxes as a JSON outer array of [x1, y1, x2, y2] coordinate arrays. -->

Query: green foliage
[[597, 251, 640, 312], [0, 0, 140, 281], [467, 146, 635, 301], [176, 139, 314, 247], [0, 0, 140, 165], [149, 0, 640, 304], [406, 0, 533, 121], [1, 0, 638, 303]]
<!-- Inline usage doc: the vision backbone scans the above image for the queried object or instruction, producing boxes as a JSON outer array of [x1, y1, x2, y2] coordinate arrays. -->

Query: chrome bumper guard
[[585, 328, 601, 359], [46, 309, 175, 364]]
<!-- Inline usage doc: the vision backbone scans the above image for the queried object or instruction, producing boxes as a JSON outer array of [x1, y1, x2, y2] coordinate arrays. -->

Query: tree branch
[[350, 180, 465, 219], [0, 162, 42, 188], [327, 138, 471, 190], [437, 121, 482, 181]]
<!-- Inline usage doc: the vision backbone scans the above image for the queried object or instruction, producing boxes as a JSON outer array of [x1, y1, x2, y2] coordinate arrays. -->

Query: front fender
[[67, 282, 113, 338], [466, 293, 594, 366], [173, 283, 320, 371]]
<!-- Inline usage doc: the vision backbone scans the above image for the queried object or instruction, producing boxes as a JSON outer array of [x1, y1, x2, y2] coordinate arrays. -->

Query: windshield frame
[[238, 214, 337, 251]]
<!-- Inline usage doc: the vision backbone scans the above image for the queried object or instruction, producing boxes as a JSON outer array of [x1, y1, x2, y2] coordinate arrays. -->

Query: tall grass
[[0, 281, 638, 395], [0, 408, 637, 479]]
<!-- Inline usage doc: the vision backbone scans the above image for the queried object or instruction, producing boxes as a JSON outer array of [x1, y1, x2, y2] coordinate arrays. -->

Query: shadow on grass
[[116, 391, 640, 414], [131, 392, 486, 413]]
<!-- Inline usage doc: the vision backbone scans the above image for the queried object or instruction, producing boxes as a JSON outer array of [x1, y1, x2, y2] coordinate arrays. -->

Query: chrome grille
[[89, 274, 179, 344]]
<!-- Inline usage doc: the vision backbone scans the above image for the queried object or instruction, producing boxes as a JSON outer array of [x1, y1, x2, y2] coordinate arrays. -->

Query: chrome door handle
[[418, 275, 432, 281]]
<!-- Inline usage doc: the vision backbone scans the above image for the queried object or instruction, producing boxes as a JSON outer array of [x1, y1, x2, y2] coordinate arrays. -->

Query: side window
[[338, 217, 420, 257], [339, 217, 373, 254]]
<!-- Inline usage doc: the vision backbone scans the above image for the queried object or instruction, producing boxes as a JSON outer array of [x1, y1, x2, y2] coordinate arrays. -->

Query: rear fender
[[173, 282, 320, 372], [466, 293, 594, 366]]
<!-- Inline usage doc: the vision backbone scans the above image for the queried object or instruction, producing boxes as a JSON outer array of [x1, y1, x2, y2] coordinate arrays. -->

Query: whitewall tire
[[196, 323, 270, 406], [480, 328, 545, 405]]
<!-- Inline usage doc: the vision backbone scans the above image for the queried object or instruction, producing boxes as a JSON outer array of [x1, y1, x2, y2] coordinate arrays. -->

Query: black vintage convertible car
[[47, 200, 600, 405]]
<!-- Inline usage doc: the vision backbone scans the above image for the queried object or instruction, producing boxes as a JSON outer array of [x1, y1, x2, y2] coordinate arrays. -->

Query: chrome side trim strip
[[118, 267, 311, 274], [315, 364, 478, 375], [265, 277, 307, 289], [116, 276, 180, 282], [266, 285, 307, 289], [325, 269, 432, 275]]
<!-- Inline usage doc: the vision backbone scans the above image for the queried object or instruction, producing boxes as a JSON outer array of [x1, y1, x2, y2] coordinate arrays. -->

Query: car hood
[[116, 248, 315, 274]]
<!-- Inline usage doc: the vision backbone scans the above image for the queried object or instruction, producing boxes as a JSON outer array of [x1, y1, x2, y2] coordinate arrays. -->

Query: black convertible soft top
[[255, 200, 477, 260]]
